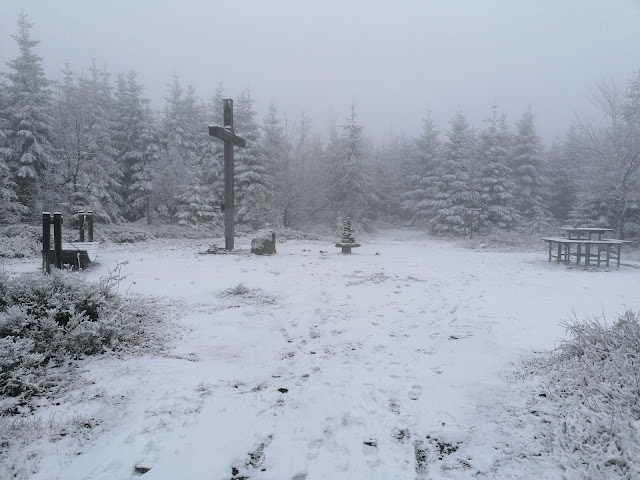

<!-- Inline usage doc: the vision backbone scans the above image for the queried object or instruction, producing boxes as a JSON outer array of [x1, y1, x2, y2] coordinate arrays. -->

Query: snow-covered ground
[[3, 230, 640, 479]]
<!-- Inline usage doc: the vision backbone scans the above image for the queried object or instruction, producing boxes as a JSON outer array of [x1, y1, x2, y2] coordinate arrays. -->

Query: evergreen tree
[[428, 111, 475, 235], [340, 217, 356, 243], [112, 71, 159, 222], [401, 112, 440, 226], [545, 138, 577, 224], [0, 76, 26, 222], [0, 13, 55, 217], [81, 60, 123, 222], [511, 107, 547, 225], [234, 88, 271, 227], [53, 62, 122, 222], [154, 76, 197, 224], [476, 104, 518, 230], [200, 82, 225, 205], [261, 101, 288, 224], [332, 104, 374, 221], [176, 84, 219, 228]]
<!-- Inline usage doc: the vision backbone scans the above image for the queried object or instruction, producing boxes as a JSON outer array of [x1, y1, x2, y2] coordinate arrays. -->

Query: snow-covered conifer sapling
[[335, 218, 361, 253]]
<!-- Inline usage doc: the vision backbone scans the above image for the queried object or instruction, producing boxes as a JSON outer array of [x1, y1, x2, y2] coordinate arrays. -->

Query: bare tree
[[570, 79, 640, 238]]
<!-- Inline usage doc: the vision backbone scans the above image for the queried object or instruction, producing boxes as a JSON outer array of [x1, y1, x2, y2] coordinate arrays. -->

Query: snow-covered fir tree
[[369, 132, 410, 223], [177, 84, 220, 228], [234, 88, 272, 227], [341, 217, 356, 243], [428, 111, 475, 235], [0, 74, 26, 223], [199, 82, 225, 205], [401, 112, 440, 227], [53, 61, 122, 222], [112, 71, 159, 222], [510, 107, 547, 225], [261, 101, 288, 224], [154, 77, 203, 225], [0, 145, 24, 223], [545, 138, 577, 224], [476, 104, 518, 231], [331, 104, 375, 222], [0, 13, 55, 217]]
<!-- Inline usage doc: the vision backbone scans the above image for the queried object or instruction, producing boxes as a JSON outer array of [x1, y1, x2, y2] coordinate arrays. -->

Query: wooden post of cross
[[209, 99, 246, 250]]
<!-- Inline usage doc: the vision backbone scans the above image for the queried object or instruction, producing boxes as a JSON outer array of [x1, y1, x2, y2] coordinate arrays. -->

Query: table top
[[559, 227, 614, 233], [542, 237, 631, 244]]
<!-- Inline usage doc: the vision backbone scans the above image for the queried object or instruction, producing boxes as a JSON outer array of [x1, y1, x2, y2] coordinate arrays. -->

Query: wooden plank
[[53, 212, 62, 269], [42, 212, 51, 273], [208, 126, 246, 147], [576, 242, 582, 264]]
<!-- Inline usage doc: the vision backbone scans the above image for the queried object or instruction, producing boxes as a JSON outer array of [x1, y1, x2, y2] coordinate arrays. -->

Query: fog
[[1, 0, 640, 142]]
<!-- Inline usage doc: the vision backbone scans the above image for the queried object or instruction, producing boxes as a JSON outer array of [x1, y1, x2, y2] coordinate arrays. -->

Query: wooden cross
[[209, 99, 246, 250]]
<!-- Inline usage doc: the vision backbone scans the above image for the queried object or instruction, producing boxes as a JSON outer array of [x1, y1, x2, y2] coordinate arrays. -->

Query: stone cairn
[[335, 218, 361, 254]]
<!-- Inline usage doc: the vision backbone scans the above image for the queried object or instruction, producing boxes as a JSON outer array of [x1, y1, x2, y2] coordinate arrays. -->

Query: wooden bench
[[48, 241, 100, 269], [542, 237, 631, 268]]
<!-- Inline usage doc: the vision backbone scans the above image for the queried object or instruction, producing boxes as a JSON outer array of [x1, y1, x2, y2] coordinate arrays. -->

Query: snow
[[4, 230, 640, 479]]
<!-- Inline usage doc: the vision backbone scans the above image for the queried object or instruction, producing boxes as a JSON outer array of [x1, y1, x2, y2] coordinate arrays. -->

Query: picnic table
[[559, 227, 614, 240], [542, 227, 630, 268]]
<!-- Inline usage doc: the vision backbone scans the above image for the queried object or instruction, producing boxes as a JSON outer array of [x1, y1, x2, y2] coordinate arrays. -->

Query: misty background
[[2, 1, 639, 141], [1, 1, 640, 239]]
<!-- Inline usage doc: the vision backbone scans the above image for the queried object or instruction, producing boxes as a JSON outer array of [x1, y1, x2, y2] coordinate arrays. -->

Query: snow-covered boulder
[[251, 230, 276, 255]]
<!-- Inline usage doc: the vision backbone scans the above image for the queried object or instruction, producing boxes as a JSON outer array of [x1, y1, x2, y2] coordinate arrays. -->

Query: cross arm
[[208, 125, 246, 147]]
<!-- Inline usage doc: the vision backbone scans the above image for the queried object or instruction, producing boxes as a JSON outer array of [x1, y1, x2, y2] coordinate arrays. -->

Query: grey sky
[[1, 0, 640, 144]]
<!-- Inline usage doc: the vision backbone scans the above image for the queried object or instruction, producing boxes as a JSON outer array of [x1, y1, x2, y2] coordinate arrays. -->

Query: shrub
[[0, 270, 144, 398], [0, 224, 41, 258], [533, 311, 640, 478]]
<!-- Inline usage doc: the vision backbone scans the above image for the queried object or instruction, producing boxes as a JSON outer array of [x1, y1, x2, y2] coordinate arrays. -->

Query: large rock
[[251, 230, 277, 255]]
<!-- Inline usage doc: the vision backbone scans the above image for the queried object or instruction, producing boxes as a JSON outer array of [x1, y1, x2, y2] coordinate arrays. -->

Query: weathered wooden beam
[[53, 212, 63, 270], [42, 212, 51, 273], [208, 126, 246, 147], [87, 211, 94, 242], [79, 211, 85, 242]]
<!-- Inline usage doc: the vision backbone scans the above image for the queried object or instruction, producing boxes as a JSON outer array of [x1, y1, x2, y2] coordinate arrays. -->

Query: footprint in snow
[[408, 385, 423, 400], [306, 438, 323, 459], [363, 439, 381, 467]]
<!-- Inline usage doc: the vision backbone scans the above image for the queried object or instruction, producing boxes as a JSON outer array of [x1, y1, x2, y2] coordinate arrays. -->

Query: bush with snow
[[528, 311, 640, 478], [0, 224, 41, 258], [0, 270, 149, 398]]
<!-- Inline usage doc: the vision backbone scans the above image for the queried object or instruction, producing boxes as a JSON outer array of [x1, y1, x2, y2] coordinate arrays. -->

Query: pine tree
[[81, 60, 123, 222], [53, 62, 122, 223], [511, 107, 547, 225], [332, 104, 374, 221], [261, 101, 288, 224], [234, 88, 271, 227], [341, 217, 356, 243], [0, 76, 26, 222], [401, 112, 440, 226], [112, 71, 159, 222], [176, 84, 219, 228], [428, 111, 475, 235], [201, 82, 225, 202], [476, 104, 518, 230], [0, 13, 55, 217], [370, 134, 410, 223], [154, 76, 197, 224], [545, 139, 577, 224]]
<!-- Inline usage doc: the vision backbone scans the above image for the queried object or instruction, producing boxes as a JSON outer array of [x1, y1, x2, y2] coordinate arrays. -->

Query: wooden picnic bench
[[558, 227, 614, 240], [542, 237, 630, 268]]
